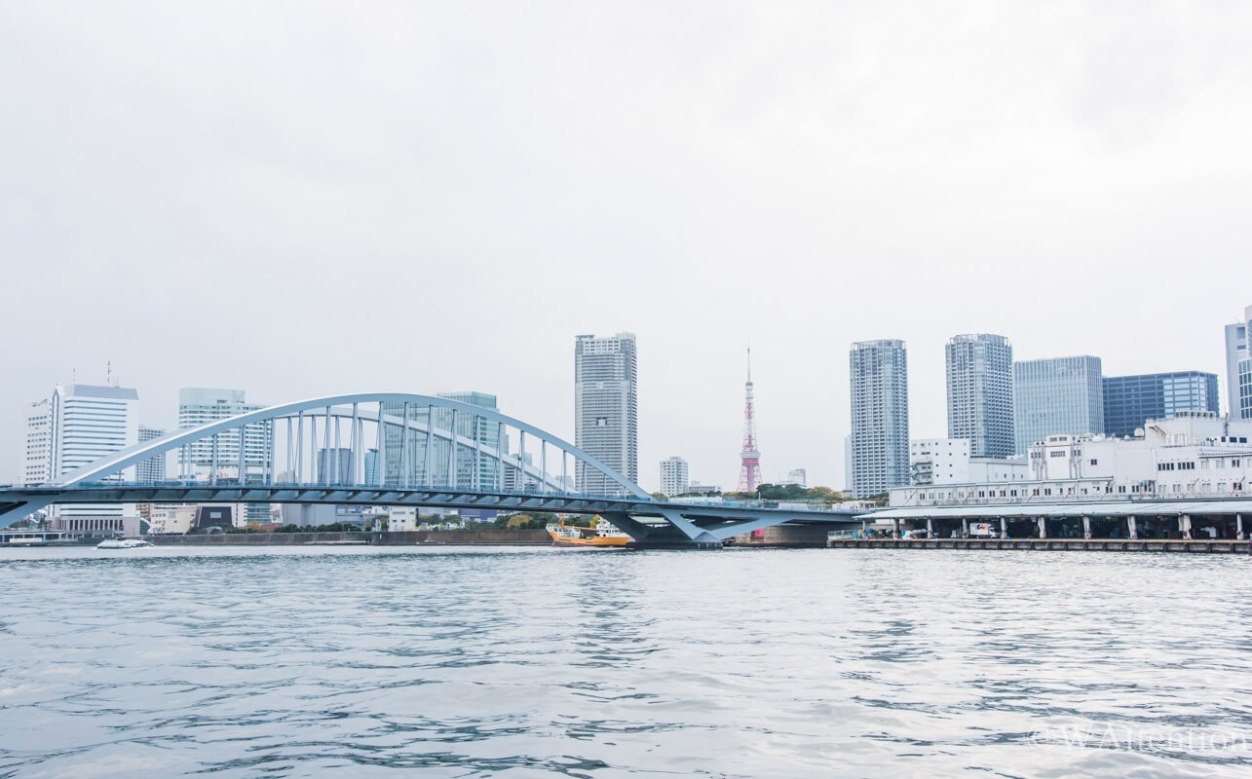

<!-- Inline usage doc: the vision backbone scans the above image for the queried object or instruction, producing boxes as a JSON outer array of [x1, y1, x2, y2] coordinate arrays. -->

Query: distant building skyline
[[1103, 372, 1219, 439], [575, 332, 638, 494], [945, 333, 1014, 459], [849, 339, 910, 498]]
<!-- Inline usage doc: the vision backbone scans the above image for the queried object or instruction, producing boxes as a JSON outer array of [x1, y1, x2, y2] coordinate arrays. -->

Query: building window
[[1089, 459, 1098, 466]]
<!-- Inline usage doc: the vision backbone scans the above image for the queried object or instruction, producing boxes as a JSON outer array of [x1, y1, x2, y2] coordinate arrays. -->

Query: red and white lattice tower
[[737, 348, 761, 493]]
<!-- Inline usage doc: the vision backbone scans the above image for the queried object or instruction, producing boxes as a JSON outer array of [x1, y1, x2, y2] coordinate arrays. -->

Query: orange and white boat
[[546, 517, 631, 548]]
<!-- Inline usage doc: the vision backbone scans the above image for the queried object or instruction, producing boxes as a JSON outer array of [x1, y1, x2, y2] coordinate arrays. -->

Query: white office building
[[659, 456, 689, 497], [36, 384, 141, 518], [849, 339, 910, 497], [575, 333, 638, 494]]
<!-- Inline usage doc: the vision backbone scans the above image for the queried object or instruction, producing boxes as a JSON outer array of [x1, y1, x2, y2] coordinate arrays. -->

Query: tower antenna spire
[[737, 344, 761, 493]]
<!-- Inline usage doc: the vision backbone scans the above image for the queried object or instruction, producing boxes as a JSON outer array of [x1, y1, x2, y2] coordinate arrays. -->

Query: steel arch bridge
[[0, 392, 857, 547]]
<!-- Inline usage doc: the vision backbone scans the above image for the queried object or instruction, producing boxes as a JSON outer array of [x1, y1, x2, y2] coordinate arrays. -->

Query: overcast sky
[[4, 1, 1252, 491]]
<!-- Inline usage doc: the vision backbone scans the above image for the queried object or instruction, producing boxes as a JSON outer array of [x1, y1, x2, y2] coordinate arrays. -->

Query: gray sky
[[4, 1, 1252, 491]]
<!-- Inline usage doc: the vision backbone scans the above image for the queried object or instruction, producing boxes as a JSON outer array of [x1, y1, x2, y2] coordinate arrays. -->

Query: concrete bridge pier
[[1238, 514, 1245, 541], [1180, 514, 1193, 540], [999, 517, 1007, 538], [1128, 515, 1138, 540], [1082, 516, 1091, 539], [1037, 517, 1047, 539]]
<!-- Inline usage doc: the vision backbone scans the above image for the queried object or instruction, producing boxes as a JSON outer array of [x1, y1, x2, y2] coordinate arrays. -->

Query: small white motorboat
[[96, 538, 154, 549]]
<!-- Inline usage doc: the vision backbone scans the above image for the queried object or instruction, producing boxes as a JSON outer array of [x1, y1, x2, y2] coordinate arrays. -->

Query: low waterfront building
[[910, 438, 1028, 486], [148, 506, 196, 535], [891, 411, 1252, 509], [49, 515, 142, 537]]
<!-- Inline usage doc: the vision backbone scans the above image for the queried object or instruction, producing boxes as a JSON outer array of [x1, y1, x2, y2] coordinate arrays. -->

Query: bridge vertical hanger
[[494, 433, 502, 492], [210, 433, 219, 485], [519, 431, 526, 490], [333, 411, 342, 484], [448, 409, 459, 488], [324, 406, 333, 483], [295, 411, 304, 482], [424, 405, 434, 487], [350, 403, 360, 485], [473, 415, 483, 490], [400, 403, 411, 489]]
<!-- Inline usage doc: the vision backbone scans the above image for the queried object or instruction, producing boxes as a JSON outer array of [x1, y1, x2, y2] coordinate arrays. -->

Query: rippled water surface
[[1, 547, 1250, 777]]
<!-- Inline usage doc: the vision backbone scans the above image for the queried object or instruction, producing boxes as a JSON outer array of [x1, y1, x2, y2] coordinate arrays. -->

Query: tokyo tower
[[737, 347, 761, 493]]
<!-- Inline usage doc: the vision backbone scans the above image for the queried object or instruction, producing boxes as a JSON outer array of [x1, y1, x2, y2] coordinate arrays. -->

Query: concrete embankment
[[149, 529, 551, 546], [830, 538, 1252, 553]]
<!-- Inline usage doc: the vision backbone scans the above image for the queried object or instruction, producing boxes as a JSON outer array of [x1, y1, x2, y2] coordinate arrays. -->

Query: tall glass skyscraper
[[945, 334, 1014, 458], [382, 391, 500, 489], [849, 339, 910, 498], [575, 333, 638, 494], [1013, 356, 1104, 454], [1103, 372, 1220, 438]]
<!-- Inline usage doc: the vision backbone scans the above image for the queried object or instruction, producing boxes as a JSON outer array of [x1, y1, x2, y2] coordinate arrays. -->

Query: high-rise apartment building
[[19, 399, 52, 487], [1103, 372, 1220, 438], [945, 334, 1014, 458], [177, 388, 271, 482], [1013, 356, 1104, 454], [659, 456, 689, 497], [849, 339, 910, 498], [575, 333, 638, 494], [1225, 306, 1252, 419], [136, 425, 166, 483]]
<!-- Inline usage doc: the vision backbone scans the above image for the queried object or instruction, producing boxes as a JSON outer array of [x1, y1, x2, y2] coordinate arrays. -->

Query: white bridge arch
[[54, 392, 647, 498], [2, 392, 858, 545]]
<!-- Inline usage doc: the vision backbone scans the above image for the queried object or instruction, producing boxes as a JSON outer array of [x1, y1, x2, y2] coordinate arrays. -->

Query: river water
[[0, 546, 1249, 777]]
